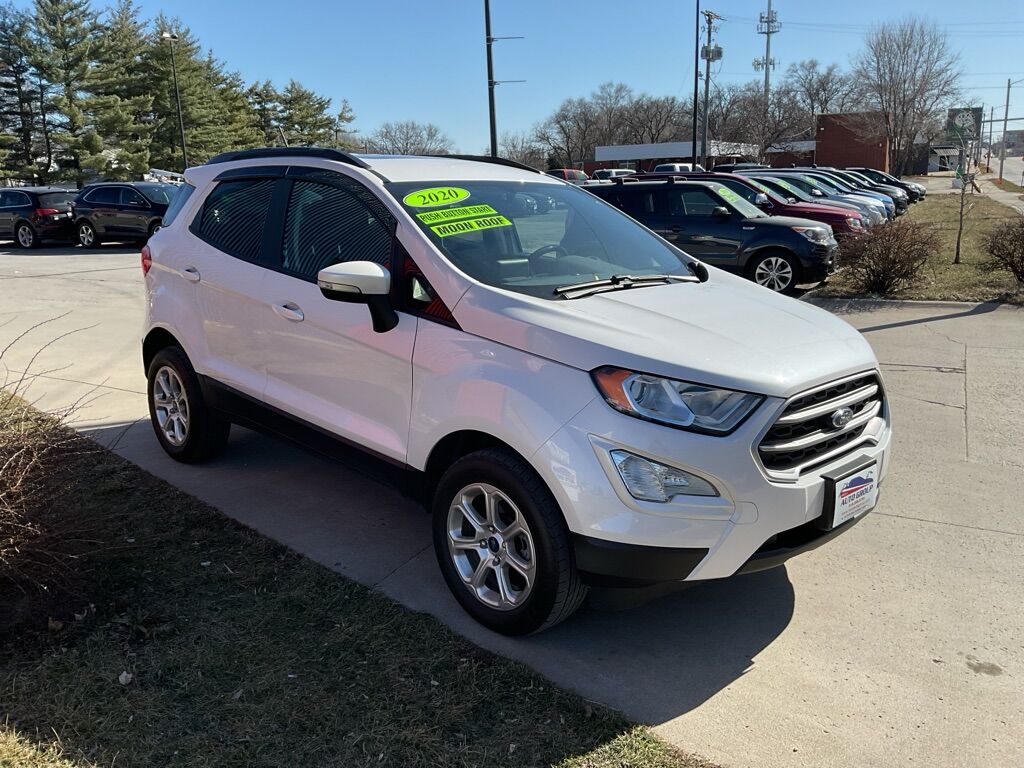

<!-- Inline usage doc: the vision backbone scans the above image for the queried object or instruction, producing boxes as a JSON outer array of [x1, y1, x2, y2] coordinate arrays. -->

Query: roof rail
[[427, 154, 543, 174], [204, 146, 372, 170]]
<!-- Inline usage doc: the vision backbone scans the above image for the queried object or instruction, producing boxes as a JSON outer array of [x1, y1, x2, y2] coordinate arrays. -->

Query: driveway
[[2, 247, 1022, 768]]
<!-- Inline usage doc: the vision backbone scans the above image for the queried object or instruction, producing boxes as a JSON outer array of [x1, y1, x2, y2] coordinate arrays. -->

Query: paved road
[[2, 247, 1022, 768]]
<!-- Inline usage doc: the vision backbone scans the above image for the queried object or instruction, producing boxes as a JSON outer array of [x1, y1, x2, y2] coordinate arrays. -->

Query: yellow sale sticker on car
[[415, 204, 498, 224], [430, 215, 512, 238], [403, 187, 471, 208]]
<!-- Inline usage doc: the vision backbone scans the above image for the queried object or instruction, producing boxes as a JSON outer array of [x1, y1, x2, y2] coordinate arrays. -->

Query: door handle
[[181, 266, 201, 283], [272, 302, 304, 322]]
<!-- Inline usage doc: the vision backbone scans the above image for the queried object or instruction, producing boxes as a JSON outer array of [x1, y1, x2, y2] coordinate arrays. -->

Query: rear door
[[0, 191, 19, 237], [257, 170, 416, 462], [84, 187, 121, 234], [656, 186, 744, 265], [119, 187, 152, 237]]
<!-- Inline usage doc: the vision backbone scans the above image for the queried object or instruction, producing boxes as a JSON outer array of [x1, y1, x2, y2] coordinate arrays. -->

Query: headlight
[[611, 450, 718, 501], [792, 225, 829, 242], [592, 367, 763, 434], [847, 217, 863, 229]]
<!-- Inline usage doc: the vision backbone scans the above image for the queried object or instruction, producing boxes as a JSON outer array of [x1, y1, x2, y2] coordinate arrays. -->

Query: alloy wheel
[[79, 223, 95, 247], [152, 365, 190, 447], [754, 256, 794, 292], [16, 225, 34, 248], [447, 483, 536, 611]]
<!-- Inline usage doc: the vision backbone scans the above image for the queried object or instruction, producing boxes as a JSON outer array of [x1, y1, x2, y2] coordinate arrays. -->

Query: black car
[[845, 167, 925, 202], [588, 179, 837, 294], [71, 181, 179, 247], [0, 187, 76, 248]]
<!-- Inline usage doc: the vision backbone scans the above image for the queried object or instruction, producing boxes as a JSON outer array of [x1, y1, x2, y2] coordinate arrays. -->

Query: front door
[[118, 186, 152, 238], [259, 174, 416, 463], [655, 186, 744, 266]]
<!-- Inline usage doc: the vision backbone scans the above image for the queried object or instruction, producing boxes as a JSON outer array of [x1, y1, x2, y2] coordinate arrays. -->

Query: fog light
[[610, 450, 718, 502]]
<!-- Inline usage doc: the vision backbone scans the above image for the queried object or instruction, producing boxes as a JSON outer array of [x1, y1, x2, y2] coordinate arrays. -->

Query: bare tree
[[533, 97, 600, 168], [729, 83, 808, 161], [365, 120, 453, 155], [621, 94, 689, 144], [498, 131, 545, 169], [852, 17, 960, 174], [590, 81, 633, 147], [785, 59, 854, 129]]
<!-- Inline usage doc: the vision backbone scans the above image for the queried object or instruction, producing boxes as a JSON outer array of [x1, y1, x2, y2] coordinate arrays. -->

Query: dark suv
[[0, 187, 76, 248], [588, 179, 837, 294], [72, 182, 179, 247]]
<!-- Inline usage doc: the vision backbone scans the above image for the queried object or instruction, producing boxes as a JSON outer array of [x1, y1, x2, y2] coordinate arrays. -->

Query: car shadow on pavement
[[0, 244, 140, 258], [83, 419, 796, 725]]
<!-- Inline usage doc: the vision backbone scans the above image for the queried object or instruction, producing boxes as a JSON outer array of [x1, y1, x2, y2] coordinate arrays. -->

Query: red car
[[633, 172, 866, 237]]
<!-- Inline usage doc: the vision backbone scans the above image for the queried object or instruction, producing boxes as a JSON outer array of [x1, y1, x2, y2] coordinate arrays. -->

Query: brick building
[[814, 112, 890, 172]]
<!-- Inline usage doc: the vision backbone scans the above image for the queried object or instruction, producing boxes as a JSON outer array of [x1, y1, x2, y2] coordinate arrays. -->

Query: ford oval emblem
[[831, 407, 855, 428]]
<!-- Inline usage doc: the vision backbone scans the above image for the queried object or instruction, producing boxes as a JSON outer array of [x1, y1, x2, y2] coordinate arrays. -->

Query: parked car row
[[0, 181, 179, 248]]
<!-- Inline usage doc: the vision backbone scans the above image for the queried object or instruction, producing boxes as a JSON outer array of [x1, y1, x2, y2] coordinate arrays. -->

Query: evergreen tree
[[33, 0, 101, 184], [278, 79, 334, 146], [246, 79, 281, 145], [0, 3, 39, 177]]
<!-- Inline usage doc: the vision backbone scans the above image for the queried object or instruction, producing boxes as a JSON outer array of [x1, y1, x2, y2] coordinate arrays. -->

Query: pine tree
[[278, 79, 335, 146], [33, 0, 101, 184], [87, 0, 153, 178], [246, 79, 281, 145], [0, 4, 38, 177]]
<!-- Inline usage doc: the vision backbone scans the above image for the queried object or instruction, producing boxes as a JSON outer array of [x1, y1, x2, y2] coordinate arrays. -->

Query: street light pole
[[997, 78, 1024, 183], [691, 0, 700, 168], [161, 32, 188, 171], [483, 1, 523, 158]]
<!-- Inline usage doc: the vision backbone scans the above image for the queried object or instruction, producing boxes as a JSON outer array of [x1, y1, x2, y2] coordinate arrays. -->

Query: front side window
[[387, 179, 690, 300], [136, 183, 176, 205], [121, 188, 147, 206], [193, 179, 275, 261], [281, 180, 393, 280]]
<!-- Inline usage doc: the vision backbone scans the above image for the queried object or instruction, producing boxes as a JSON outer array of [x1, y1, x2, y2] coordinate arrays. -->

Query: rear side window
[[193, 179, 275, 260], [281, 180, 393, 280], [1, 191, 31, 207], [161, 184, 194, 227], [619, 189, 656, 218]]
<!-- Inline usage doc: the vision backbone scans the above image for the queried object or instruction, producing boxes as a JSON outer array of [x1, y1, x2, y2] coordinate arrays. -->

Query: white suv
[[142, 148, 891, 635]]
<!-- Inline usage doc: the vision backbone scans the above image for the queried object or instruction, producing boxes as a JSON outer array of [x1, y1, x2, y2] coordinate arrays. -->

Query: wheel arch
[[143, 326, 186, 371], [423, 430, 526, 497]]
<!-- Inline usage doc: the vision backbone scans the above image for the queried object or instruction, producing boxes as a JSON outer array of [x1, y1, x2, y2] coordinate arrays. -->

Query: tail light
[[34, 207, 60, 218], [141, 245, 152, 276]]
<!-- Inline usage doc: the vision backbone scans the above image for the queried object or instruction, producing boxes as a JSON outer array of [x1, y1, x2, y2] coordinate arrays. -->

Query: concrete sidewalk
[[2, 250, 1022, 768]]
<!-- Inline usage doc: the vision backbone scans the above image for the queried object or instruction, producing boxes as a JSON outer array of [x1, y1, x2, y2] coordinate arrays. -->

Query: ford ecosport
[[142, 148, 891, 635]]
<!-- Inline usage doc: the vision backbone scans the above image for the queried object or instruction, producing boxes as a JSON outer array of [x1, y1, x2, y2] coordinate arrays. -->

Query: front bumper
[[534, 382, 891, 587], [801, 240, 839, 282]]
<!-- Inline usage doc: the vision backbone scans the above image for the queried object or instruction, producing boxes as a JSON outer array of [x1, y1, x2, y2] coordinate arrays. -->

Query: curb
[[801, 296, 1020, 311]]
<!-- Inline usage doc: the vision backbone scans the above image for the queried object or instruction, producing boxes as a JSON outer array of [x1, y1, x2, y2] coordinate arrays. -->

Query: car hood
[[454, 269, 877, 398], [786, 202, 855, 219]]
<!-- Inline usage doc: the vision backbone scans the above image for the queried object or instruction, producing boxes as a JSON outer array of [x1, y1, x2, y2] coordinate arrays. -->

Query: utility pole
[[161, 32, 188, 170], [483, 0, 524, 158], [691, 0, 700, 168], [986, 105, 994, 171], [699, 10, 722, 169], [753, 0, 780, 101]]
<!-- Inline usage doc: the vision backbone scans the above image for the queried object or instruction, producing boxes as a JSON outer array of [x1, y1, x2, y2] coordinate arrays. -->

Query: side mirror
[[754, 193, 771, 208], [317, 261, 398, 333], [712, 205, 731, 217]]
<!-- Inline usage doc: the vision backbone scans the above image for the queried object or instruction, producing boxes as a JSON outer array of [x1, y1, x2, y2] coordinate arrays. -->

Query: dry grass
[[0, 407, 714, 768], [814, 194, 1024, 303]]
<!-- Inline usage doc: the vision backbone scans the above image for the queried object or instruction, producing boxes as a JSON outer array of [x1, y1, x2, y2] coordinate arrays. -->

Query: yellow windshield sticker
[[430, 215, 512, 238], [403, 187, 471, 208], [716, 187, 741, 203], [416, 204, 498, 224]]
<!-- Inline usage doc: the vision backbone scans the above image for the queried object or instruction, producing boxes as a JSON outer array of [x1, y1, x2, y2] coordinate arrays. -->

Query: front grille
[[758, 372, 884, 476]]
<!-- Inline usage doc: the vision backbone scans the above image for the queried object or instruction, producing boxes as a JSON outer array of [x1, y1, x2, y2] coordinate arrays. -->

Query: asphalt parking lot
[[2, 246, 1022, 768]]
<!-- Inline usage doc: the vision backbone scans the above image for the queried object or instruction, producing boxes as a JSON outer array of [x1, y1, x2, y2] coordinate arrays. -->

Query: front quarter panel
[[406, 321, 597, 473]]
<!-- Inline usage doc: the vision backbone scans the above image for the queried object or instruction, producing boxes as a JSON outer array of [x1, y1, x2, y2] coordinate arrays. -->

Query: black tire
[[146, 220, 161, 241], [747, 250, 801, 295], [15, 221, 39, 249], [146, 346, 230, 463], [432, 447, 587, 635], [77, 219, 101, 248]]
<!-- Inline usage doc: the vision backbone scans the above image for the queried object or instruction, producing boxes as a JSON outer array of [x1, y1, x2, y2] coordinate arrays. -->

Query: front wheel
[[748, 251, 800, 294], [147, 346, 230, 463], [432, 448, 587, 635]]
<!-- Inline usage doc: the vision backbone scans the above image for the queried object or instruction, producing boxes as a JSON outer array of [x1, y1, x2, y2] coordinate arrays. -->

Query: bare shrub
[[839, 218, 940, 294], [985, 214, 1024, 283]]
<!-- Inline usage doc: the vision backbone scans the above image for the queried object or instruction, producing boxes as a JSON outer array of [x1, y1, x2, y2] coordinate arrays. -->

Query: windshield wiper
[[555, 273, 699, 300]]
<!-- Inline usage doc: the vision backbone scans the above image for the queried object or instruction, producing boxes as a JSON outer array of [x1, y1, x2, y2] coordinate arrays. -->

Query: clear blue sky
[[21, 0, 1024, 150]]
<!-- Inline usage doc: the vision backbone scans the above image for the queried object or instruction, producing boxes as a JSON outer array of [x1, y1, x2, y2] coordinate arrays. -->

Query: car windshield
[[387, 180, 691, 300], [711, 185, 766, 218], [753, 176, 812, 202], [801, 175, 842, 195], [738, 176, 783, 202], [136, 182, 177, 204]]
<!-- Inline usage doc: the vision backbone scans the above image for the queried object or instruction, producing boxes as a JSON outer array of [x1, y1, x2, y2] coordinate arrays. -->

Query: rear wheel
[[748, 251, 800, 294], [15, 222, 38, 249], [147, 346, 230, 463], [77, 220, 101, 248], [432, 447, 586, 635]]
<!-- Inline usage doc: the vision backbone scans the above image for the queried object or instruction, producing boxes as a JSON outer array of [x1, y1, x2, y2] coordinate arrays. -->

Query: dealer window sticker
[[430, 215, 513, 238], [415, 204, 498, 224], [716, 187, 741, 204], [402, 187, 471, 208]]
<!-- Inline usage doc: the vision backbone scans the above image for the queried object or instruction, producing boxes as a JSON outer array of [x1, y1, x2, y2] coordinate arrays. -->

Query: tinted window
[[664, 187, 720, 216], [120, 188, 147, 206], [136, 183, 176, 204], [85, 187, 120, 205], [38, 192, 75, 209], [162, 184, 194, 227], [1, 191, 30, 207], [194, 179, 275, 260], [281, 180, 392, 280], [618, 189, 656, 219]]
